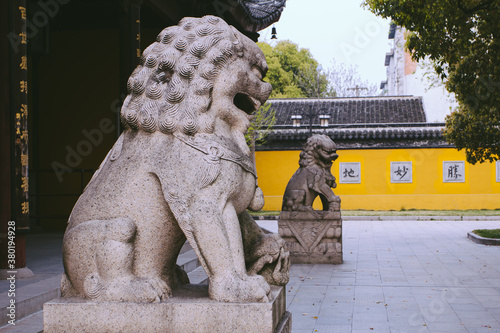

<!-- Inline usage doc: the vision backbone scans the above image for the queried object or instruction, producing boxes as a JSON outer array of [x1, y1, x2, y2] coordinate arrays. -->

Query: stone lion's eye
[[252, 66, 263, 80]]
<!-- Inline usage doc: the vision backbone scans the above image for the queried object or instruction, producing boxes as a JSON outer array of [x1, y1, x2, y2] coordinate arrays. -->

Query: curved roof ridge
[[268, 96, 422, 103]]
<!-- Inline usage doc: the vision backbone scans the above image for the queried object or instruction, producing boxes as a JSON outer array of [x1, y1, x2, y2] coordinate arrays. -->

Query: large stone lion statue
[[61, 16, 289, 304], [282, 134, 340, 212]]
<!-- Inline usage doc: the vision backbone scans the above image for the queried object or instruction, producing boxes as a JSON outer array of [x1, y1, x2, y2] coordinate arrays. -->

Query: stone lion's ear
[[230, 26, 240, 41], [230, 26, 244, 57]]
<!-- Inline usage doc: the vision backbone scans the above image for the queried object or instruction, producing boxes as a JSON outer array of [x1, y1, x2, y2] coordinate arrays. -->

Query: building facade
[[255, 97, 500, 211], [380, 24, 458, 123]]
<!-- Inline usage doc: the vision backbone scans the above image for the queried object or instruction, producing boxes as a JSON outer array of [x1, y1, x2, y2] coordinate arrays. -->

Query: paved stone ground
[[281, 220, 500, 333], [1, 219, 499, 333], [0, 233, 64, 294]]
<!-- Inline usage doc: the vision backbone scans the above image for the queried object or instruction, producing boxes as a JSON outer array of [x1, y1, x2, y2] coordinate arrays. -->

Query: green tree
[[364, 0, 500, 164], [245, 102, 276, 160], [257, 41, 332, 98]]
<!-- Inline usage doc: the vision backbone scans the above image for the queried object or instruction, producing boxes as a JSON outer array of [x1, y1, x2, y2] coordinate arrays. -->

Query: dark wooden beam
[[145, 0, 183, 22], [1, 0, 29, 270], [0, 0, 13, 270]]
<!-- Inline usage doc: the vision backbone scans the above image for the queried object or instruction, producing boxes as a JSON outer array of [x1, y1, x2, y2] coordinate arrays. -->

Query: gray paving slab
[[0, 310, 43, 333], [283, 219, 500, 333], [0, 233, 64, 294]]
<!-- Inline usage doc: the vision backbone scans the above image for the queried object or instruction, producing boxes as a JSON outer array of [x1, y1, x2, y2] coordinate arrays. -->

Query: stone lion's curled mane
[[298, 135, 333, 168], [120, 16, 245, 135]]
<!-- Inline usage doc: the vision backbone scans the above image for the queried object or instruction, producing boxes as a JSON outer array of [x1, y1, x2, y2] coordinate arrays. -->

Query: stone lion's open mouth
[[233, 93, 262, 115]]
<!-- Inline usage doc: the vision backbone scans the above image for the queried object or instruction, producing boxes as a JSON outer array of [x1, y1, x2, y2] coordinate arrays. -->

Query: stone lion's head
[[299, 134, 338, 169], [120, 16, 272, 154]]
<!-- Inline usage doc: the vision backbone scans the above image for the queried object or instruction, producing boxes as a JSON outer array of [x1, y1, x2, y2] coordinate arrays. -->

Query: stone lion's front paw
[[104, 276, 172, 303], [328, 199, 341, 212], [144, 276, 172, 301], [209, 274, 270, 303]]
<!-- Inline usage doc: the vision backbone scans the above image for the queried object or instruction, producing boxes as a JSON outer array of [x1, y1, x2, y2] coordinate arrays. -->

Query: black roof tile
[[267, 96, 427, 126]]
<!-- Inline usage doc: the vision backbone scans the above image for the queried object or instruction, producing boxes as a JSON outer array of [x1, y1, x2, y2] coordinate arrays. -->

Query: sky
[[258, 0, 391, 89]]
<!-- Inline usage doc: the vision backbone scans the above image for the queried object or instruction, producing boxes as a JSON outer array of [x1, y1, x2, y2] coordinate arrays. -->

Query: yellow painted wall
[[255, 148, 500, 211]]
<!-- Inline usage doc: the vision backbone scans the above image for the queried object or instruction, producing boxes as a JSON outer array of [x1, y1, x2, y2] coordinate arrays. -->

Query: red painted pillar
[[0, 0, 32, 278]]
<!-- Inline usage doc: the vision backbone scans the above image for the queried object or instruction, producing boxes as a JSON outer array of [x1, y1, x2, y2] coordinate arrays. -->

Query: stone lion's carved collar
[[174, 132, 257, 178]]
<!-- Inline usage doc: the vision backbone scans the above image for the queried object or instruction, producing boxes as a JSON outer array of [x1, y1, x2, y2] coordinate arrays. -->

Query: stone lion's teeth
[[248, 96, 261, 111]]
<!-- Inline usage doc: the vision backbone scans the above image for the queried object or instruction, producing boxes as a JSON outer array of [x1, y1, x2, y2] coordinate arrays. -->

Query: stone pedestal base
[[44, 285, 291, 333], [279, 211, 343, 264]]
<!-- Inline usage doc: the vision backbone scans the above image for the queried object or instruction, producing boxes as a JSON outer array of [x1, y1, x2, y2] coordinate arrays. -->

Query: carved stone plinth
[[278, 211, 343, 264], [44, 285, 291, 333]]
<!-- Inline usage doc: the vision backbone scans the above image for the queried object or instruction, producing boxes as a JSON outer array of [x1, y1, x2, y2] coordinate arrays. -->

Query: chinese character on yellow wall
[[21, 201, 29, 214]]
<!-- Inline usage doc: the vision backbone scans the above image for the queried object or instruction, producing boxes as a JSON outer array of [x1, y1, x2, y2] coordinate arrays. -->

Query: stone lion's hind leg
[[96, 218, 173, 302], [64, 218, 169, 303], [60, 272, 76, 297], [63, 218, 135, 299]]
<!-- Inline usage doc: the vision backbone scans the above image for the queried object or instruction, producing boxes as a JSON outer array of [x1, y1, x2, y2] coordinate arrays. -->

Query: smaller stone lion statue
[[282, 134, 340, 212]]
